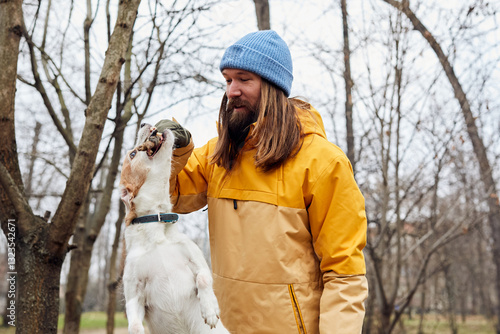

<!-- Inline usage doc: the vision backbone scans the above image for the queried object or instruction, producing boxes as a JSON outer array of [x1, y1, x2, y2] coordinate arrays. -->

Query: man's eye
[[129, 150, 137, 159]]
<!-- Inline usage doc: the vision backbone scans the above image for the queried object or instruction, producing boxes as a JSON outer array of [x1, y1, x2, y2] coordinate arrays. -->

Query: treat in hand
[[137, 132, 163, 156]]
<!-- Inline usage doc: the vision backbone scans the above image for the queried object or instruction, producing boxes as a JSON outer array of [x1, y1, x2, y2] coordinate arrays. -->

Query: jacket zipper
[[288, 284, 307, 334]]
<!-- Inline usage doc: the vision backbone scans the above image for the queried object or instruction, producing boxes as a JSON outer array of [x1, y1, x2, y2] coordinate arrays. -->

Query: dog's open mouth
[[136, 131, 164, 158]]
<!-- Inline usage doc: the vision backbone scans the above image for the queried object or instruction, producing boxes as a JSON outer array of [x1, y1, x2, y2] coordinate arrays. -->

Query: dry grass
[[0, 312, 496, 333], [0, 312, 128, 333], [397, 314, 496, 334]]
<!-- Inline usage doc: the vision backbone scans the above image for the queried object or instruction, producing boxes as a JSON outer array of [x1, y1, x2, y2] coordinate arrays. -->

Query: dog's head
[[119, 123, 175, 222]]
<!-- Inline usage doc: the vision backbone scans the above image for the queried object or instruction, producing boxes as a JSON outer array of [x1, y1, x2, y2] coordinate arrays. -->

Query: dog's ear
[[120, 186, 133, 211]]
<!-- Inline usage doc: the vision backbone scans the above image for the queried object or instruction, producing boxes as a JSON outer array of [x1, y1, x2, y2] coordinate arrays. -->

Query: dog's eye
[[140, 123, 146, 128], [129, 150, 137, 159]]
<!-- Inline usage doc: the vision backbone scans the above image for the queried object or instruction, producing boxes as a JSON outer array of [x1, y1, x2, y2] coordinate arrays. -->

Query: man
[[161, 30, 368, 333]]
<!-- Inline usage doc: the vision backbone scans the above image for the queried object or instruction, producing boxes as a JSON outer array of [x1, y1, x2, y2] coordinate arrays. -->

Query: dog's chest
[[125, 230, 196, 295]]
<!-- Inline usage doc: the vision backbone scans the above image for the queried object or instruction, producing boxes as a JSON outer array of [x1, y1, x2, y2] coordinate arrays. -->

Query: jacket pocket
[[288, 284, 307, 334]]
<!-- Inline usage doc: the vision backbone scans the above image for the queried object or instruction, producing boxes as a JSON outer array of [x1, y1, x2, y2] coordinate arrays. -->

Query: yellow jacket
[[171, 106, 368, 333]]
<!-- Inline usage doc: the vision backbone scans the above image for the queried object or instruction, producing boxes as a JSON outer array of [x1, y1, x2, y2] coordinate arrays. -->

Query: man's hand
[[154, 119, 192, 149]]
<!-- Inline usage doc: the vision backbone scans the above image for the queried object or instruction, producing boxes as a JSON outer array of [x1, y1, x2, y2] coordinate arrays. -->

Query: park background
[[0, 0, 499, 333]]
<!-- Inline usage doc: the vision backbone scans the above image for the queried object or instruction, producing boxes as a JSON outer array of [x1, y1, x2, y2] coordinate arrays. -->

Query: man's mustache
[[226, 97, 254, 112]]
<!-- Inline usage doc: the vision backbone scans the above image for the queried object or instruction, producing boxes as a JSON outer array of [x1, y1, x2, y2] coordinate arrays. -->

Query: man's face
[[222, 69, 262, 138]]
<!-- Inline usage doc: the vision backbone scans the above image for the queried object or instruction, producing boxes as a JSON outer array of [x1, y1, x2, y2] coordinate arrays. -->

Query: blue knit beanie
[[220, 30, 293, 97]]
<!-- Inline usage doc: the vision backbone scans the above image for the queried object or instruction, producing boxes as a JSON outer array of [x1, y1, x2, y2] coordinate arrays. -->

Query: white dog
[[119, 124, 228, 334]]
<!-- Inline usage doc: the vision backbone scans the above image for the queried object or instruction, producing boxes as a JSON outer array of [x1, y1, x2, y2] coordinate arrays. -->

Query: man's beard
[[226, 97, 259, 143]]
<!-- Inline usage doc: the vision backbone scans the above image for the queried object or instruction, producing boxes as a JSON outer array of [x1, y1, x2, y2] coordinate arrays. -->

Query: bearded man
[[159, 30, 368, 334]]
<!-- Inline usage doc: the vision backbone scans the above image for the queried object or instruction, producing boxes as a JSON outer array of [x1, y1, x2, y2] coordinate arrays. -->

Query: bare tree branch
[[22, 24, 78, 157], [49, 0, 143, 255], [0, 162, 32, 221]]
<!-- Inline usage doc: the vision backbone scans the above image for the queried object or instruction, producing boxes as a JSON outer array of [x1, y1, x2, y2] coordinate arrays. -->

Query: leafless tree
[[0, 0, 24, 223], [340, 0, 356, 171], [106, 201, 125, 334], [0, 0, 142, 332], [380, 1, 500, 332], [9, 0, 222, 331], [343, 3, 495, 332]]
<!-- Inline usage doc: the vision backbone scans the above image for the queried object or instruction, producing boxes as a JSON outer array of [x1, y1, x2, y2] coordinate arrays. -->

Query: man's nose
[[226, 82, 242, 98]]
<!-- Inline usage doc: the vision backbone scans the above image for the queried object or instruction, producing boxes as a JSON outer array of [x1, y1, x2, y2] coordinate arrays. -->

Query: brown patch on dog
[[120, 155, 148, 226]]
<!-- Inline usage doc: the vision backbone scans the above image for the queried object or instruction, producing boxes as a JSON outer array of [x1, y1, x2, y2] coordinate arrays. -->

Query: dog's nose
[[151, 129, 158, 136]]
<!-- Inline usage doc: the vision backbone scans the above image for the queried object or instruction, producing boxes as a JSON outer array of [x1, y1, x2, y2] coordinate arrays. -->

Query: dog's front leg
[[182, 241, 221, 329], [124, 271, 147, 334], [126, 296, 146, 334], [195, 269, 220, 328]]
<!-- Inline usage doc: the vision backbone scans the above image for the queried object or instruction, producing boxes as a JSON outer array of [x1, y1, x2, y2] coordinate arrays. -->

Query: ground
[[58, 330, 131, 334]]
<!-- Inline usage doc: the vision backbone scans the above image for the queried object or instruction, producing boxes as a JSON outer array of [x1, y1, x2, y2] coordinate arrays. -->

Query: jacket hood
[[241, 102, 328, 141], [296, 103, 328, 139]]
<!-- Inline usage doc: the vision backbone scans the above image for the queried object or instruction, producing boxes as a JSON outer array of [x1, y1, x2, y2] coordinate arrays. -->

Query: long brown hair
[[211, 80, 306, 172]]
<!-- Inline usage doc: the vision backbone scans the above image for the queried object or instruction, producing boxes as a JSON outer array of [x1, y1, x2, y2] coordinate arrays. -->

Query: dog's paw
[[203, 310, 220, 329], [200, 299, 220, 329]]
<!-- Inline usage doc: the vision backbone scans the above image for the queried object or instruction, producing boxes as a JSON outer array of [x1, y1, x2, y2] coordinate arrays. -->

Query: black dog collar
[[131, 213, 179, 225]]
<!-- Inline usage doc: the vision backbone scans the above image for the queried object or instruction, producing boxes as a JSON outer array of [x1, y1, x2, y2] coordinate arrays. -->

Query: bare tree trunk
[[477, 237, 494, 319], [62, 197, 92, 334], [84, 0, 93, 104], [417, 274, 426, 334], [106, 201, 125, 334], [0, 0, 142, 332], [16, 225, 64, 333], [64, 21, 134, 330], [381, 2, 500, 332], [367, 14, 405, 332], [443, 259, 458, 334], [362, 270, 377, 334], [0, 0, 26, 329], [63, 111, 131, 333], [340, 0, 355, 171], [253, 0, 270, 30], [0, 0, 24, 221], [25, 122, 42, 201], [460, 286, 467, 324], [105, 33, 134, 333]]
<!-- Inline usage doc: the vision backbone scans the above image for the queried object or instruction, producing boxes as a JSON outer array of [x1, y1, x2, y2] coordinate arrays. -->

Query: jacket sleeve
[[320, 272, 368, 333], [169, 137, 195, 194], [170, 140, 213, 214], [307, 154, 368, 333]]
